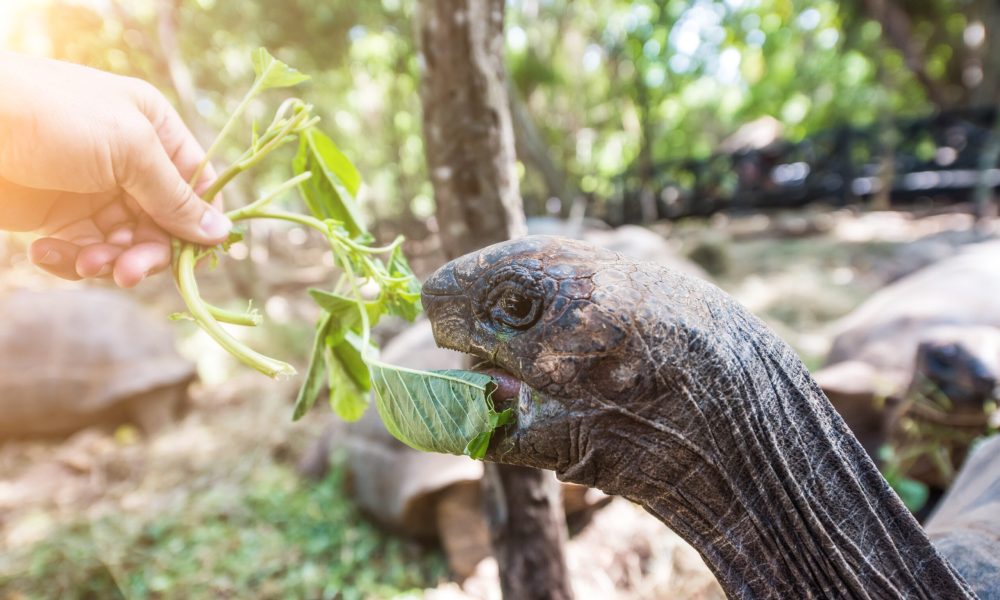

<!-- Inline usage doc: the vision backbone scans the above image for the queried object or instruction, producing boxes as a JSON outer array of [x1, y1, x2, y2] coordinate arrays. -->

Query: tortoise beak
[[421, 269, 473, 355]]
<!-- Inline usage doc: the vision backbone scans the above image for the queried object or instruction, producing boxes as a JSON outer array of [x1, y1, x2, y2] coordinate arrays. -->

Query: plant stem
[[237, 111, 311, 171], [189, 78, 267, 186], [333, 232, 404, 255], [230, 208, 329, 232], [231, 209, 375, 357], [328, 235, 374, 357], [207, 303, 262, 326], [226, 172, 312, 221], [200, 110, 310, 203], [199, 166, 241, 202], [174, 244, 295, 378]]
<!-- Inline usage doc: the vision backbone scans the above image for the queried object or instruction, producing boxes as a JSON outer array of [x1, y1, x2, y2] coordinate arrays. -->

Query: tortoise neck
[[586, 312, 975, 599]]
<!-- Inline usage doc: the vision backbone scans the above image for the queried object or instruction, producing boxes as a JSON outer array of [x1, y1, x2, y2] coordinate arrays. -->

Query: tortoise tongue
[[478, 367, 522, 407]]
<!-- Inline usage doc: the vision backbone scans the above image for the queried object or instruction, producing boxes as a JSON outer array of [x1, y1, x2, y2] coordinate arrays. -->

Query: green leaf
[[383, 287, 421, 322], [463, 408, 512, 459], [293, 128, 366, 237], [463, 431, 493, 461], [309, 128, 361, 197], [326, 346, 367, 421], [371, 367, 511, 457], [332, 331, 372, 392], [251, 48, 310, 91], [308, 289, 382, 329], [892, 477, 929, 512], [221, 226, 246, 252], [389, 248, 421, 302], [292, 315, 333, 420], [308, 289, 357, 317], [375, 246, 423, 322], [293, 317, 373, 421]]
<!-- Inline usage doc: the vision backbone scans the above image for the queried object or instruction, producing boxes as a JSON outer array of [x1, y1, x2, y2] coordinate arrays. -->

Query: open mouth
[[472, 363, 523, 412]]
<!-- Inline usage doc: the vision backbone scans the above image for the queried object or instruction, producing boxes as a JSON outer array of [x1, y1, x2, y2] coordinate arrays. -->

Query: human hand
[[0, 51, 232, 287]]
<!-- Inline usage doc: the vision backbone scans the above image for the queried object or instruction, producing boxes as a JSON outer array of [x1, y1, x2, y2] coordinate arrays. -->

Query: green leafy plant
[[170, 49, 509, 459], [0, 462, 447, 597]]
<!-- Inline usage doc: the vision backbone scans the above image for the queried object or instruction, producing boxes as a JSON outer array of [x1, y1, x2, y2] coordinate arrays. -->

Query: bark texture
[[418, 0, 526, 256], [483, 463, 573, 600], [417, 2, 571, 598]]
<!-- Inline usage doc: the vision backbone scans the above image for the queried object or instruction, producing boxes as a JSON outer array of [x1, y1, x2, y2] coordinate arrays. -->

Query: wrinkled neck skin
[[491, 289, 974, 599]]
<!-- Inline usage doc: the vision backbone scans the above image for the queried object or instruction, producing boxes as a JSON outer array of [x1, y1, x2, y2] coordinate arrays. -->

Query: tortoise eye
[[477, 264, 545, 331], [488, 284, 542, 330]]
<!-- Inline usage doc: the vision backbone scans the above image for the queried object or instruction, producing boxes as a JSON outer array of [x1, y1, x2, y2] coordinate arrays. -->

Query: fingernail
[[199, 209, 232, 239], [38, 250, 62, 266]]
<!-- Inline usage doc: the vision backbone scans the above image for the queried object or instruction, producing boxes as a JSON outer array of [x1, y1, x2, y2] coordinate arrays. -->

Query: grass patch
[[0, 461, 446, 599]]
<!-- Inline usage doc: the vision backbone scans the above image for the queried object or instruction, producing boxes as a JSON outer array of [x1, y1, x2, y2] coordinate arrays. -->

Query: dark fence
[[602, 106, 1000, 225]]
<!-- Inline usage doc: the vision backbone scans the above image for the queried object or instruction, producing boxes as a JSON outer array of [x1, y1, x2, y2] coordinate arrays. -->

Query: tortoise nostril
[[422, 267, 462, 297]]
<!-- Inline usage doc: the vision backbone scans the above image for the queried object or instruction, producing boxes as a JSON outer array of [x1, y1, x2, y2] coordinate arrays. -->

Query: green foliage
[[178, 49, 510, 452], [172, 49, 319, 380], [294, 128, 366, 237], [879, 445, 930, 513], [22, 0, 952, 224], [0, 463, 446, 599], [251, 46, 311, 90], [372, 368, 513, 458], [505, 0, 934, 202]]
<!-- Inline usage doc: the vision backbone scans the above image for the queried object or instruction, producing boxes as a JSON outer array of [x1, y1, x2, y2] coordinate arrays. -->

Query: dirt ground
[[0, 206, 994, 598]]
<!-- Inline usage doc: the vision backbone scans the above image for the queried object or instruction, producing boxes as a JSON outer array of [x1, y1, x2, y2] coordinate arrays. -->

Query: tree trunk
[[417, 1, 572, 598], [418, 0, 526, 253], [483, 464, 573, 600]]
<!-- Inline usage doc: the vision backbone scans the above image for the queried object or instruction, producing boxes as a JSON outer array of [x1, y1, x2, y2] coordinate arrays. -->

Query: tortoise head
[[422, 235, 727, 473], [912, 326, 1000, 413]]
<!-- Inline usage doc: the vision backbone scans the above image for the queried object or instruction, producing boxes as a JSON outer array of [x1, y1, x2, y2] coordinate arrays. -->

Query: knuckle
[[152, 181, 199, 222], [124, 77, 163, 107], [109, 115, 157, 182]]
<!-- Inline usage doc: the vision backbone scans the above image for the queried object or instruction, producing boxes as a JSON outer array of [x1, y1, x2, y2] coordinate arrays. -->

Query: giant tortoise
[[422, 235, 999, 599], [0, 288, 195, 437], [814, 241, 1000, 497], [300, 223, 703, 577]]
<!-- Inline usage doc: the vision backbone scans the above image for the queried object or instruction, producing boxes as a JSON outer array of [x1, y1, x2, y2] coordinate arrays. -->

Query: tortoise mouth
[[473, 365, 523, 412]]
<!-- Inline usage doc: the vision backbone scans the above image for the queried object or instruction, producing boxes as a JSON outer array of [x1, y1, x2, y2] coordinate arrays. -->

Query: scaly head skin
[[422, 235, 976, 600], [422, 235, 722, 474]]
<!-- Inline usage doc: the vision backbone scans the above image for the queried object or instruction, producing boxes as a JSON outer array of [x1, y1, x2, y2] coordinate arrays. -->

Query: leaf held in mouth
[[371, 367, 512, 458]]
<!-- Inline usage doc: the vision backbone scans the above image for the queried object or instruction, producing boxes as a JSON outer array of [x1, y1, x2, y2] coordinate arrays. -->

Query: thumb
[[116, 121, 231, 245]]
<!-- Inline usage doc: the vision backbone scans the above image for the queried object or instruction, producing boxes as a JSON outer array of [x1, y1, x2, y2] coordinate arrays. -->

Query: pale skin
[[0, 51, 232, 288]]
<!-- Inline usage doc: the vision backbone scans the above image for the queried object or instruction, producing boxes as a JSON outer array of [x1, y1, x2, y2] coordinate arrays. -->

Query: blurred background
[[0, 0, 998, 598]]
